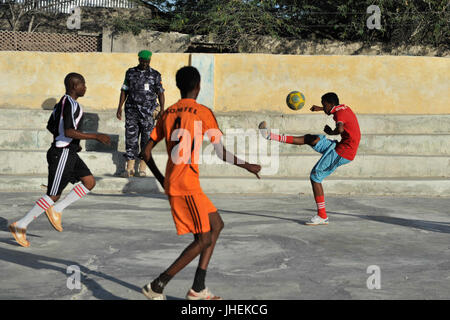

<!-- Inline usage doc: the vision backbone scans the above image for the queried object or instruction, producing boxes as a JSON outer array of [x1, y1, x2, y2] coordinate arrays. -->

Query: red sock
[[315, 195, 327, 219], [270, 133, 294, 144]]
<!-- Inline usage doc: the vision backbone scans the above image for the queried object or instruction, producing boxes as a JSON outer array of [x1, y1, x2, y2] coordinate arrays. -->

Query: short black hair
[[64, 72, 84, 89], [176, 66, 200, 94], [321, 92, 339, 105]]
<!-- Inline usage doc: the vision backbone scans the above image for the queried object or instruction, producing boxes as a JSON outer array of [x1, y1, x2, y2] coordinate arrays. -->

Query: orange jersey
[[150, 98, 222, 196]]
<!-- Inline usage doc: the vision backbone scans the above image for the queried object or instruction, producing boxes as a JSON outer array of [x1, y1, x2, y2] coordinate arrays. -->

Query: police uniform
[[122, 66, 164, 160], [46, 94, 92, 196]]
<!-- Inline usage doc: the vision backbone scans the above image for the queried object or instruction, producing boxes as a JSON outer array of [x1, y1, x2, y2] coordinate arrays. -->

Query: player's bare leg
[[49, 195, 61, 202], [166, 232, 213, 276], [78, 175, 95, 190], [143, 212, 224, 300], [258, 121, 320, 146], [311, 180, 324, 198], [143, 229, 214, 300], [259, 121, 328, 225], [306, 173, 329, 226], [198, 212, 224, 270], [184, 211, 224, 300]]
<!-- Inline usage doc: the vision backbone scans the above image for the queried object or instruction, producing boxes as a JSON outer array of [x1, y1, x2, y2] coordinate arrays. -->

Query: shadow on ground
[[329, 211, 450, 234], [220, 209, 304, 224], [0, 217, 42, 240], [220, 207, 450, 234], [0, 246, 182, 300]]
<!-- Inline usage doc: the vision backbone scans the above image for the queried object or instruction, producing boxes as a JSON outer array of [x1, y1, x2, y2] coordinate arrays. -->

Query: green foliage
[[112, 0, 449, 51], [112, 15, 170, 35], [167, 0, 286, 50]]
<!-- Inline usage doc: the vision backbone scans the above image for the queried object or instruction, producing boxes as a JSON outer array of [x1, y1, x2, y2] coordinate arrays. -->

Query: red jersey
[[331, 104, 361, 161]]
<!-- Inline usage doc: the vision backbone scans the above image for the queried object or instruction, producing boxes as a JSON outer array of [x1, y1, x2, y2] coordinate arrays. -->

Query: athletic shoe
[[44, 206, 63, 232], [258, 121, 271, 140], [186, 287, 222, 300], [305, 215, 329, 226], [142, 283, 166, 300], [8, 222, 30, 247]]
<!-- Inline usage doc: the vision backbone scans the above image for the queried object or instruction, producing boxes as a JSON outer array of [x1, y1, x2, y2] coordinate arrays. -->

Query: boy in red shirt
[[259, 92, 361, 225]]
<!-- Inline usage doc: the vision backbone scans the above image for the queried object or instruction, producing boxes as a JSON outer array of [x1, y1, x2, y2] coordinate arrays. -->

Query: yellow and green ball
[[286, 91, 305, 111]]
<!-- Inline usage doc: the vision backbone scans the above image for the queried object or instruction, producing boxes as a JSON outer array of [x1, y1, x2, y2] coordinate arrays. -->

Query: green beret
[[138, 50, 152, 60]]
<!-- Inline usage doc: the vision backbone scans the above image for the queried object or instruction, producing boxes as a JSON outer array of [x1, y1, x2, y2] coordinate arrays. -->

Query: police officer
[[116, 50, 165, 177]]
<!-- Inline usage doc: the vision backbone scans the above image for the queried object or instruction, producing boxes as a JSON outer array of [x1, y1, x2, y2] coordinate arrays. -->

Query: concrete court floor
[[0, 191, 449, 300]]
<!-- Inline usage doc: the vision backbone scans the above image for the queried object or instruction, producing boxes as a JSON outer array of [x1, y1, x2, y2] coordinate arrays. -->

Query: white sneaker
[[258, 121, 271, 140], [186, 287, 222, 300], [305, 215, 329, 226], [142, 283, 166, 300]]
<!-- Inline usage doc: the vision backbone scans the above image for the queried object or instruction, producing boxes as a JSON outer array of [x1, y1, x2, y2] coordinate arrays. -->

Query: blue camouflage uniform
[[121, 66, 164, 160]]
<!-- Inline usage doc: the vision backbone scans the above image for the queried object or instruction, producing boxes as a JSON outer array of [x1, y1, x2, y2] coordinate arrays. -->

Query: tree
[[2, 0, 73, 32]]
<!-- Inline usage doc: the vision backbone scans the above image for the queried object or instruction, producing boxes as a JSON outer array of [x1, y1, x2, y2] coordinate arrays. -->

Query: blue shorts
[[310, 135, 351, 183]]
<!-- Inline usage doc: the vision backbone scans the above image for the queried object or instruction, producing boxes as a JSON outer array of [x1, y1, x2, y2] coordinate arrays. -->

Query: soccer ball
[[286, 91, 305, 111]]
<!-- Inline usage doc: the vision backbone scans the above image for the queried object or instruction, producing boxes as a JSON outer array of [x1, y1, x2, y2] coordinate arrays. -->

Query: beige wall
[[214, 54, 449, 114], [0, 51, 190, 110], [0, 51, 448, 114]]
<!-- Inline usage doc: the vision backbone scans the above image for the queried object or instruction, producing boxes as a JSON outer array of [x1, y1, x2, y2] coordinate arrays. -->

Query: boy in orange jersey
[[140, 66, 261, 300]]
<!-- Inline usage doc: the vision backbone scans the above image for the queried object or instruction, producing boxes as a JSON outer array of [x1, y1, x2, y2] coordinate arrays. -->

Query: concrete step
[[219, 113, 450, 135], [1, 128, 449, 156], [0, 129, 123, 152], [0, 175, 448, 197], [1, 108, 449, 134], [1, 150, 448, 178]]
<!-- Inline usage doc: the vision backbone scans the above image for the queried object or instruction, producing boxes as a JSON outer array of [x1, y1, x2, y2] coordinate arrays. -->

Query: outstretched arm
[[310, 105, 324, 112], [65, 128, 111, 145], [141, 139, 165, 187], [213, 142, 261, 179]]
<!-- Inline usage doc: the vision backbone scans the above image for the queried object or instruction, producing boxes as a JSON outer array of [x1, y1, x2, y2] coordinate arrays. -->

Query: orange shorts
[[169, 193, 218, 235]]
